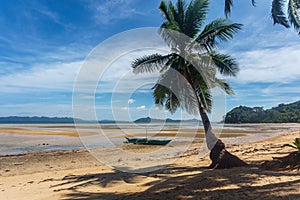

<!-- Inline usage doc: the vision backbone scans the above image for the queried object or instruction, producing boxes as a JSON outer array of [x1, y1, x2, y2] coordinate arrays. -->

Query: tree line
[[224, 100, 300, 123]]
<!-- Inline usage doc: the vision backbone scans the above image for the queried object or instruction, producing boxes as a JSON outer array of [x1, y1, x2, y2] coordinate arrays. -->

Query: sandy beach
[[1, 124, 300, 199]]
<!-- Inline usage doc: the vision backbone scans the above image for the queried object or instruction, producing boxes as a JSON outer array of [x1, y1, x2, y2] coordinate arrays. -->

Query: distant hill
[[0, 116, 200, 124], [0, 116, 76, 124], [134, 117, 200, 123], [224, 100, 300, 123]]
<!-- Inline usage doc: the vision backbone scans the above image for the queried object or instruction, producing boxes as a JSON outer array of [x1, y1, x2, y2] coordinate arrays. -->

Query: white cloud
[[0, 103, 73, 117], [75, 29, 169, 94], [137, 105, 146, 111], [121, 107, 129, 110], [89, 0, 143, 24], [262, 85, 300, 95], [0, 61, 82, 93], [128, 98, 135, 104], [231, 44, 300, 84]]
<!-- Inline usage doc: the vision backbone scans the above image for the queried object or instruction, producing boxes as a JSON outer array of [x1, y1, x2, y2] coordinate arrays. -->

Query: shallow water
[[0, 123, 299, 156]]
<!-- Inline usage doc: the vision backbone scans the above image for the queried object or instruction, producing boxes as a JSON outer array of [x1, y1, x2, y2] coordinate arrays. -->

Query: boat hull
[[125, 137, 171, 145]]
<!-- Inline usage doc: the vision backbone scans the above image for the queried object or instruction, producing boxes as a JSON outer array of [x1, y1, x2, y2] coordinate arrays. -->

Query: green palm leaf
[[225, 0, 256, 17], [152, 83, 180, 114], [132, 53, 172, 74], [210, 52, 239, 77], [224, 0, 233, 17], [224, 0, 300, 35], [195, 19, 242, 51], [159, 1, 173, 22], [214, 78, 235, 96], [288, 0, 300, 33], [184, 0, 209, 37], [272, 0, 290, 28], [153, 67, 198, 115]]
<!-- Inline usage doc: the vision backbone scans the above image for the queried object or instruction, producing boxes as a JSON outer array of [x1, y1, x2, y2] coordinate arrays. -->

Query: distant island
[[224, 100, 300, 123], [0, 116, 76, 124], [0, 116, 200, 124], [134, 117, 200, 123], [2, 100, 300, 124]]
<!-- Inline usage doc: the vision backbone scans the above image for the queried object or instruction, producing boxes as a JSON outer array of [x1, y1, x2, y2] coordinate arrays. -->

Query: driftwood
[[208, 139, 248, 169], [261, 151, 300, 171]]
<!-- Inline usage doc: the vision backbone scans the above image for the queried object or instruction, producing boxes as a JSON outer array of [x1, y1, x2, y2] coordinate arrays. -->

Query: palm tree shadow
[[58, 164, 300, 200], [51, 165, 206, 199]]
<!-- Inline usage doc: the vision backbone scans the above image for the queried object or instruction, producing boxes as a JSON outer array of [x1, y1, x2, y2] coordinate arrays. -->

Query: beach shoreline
[[1, 123, 300, 156], [1, 128, 300, 199]]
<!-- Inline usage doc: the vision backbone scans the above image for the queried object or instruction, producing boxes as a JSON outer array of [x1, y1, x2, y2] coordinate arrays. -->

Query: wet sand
[[1, 124, 300, 199], [1, 123, 300, 156]]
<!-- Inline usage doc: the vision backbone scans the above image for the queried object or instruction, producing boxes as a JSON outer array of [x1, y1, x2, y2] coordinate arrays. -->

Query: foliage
[[224, 100, 300, 123], [283, 138, 300, 152], [132, 0, 241, 116], [224, 0, 300, 35]]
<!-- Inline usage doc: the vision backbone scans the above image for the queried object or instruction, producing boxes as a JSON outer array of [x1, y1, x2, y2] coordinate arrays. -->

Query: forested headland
[[224, 101, 300, 123]]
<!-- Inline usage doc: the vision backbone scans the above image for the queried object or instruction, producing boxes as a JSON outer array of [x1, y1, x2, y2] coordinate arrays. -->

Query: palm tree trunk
[[185, 68, 247, 169], [198, 100, 248, 169], [198, 105, 218, 150]]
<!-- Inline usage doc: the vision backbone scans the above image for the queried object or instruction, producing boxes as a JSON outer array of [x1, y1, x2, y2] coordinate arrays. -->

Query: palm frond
[[184, 0, 209, 37], [195, 19, 242, 51], [184, 52, 217, 88], [132, 53, 172, 74], [159, 24, 181, 48], [288, 0, 300, 33], [214, 78, 235, 95], [161, 53, 179, 72], [193, 75, 213, 112], [272, 0, 290, 28], [224, 0, 233, 17], [225, 0, 256, 17], [152, 83, 180, 114], [168, 1, 178, 23], [180, 62, 214, 112], [153, 68, 198, 115], [165, 92, 180, 114], [210, 52, 239, 77], [152, 83, 169, 106], [159, 1, 173, 22], [175, 0, 186, 27]]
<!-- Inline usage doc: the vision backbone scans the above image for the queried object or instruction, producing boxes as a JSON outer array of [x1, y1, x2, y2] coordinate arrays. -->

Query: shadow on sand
[[48, 162, 300, 200]]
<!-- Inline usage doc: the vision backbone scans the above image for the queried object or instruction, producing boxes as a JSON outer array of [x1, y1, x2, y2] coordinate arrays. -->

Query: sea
[[1, 123, 300, 156]]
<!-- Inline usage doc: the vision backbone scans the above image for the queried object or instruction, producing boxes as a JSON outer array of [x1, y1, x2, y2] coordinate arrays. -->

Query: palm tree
[[224, 0, 300, 34], [132, 0, 247, 169]]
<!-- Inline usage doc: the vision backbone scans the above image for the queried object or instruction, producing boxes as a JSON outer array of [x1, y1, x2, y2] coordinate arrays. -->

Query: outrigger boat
[[125, 137, 171, 145], [124, 126, 172, 145]]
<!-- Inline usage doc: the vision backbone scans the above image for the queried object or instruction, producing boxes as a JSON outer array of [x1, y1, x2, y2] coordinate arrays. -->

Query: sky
[[0, 0, 300, 121]]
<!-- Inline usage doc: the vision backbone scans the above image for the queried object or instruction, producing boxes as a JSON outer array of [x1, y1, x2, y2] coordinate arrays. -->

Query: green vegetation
[[224, 100, 300, 123], [283, 138, 300, 152]]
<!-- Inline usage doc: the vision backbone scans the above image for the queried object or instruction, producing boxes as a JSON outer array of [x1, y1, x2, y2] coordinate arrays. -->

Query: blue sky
[[0, 0, 300, 121]]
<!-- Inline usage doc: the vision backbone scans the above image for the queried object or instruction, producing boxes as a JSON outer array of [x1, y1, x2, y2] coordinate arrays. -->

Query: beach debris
[[13, 162, 23, 165], [261, 151, 300, 171], [283, 138, 300, 152]]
